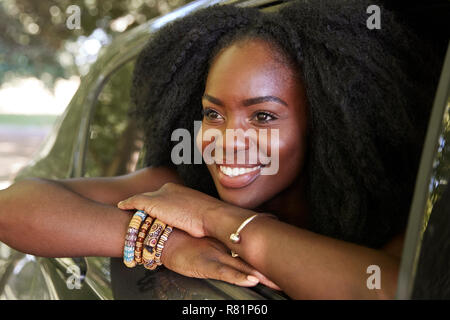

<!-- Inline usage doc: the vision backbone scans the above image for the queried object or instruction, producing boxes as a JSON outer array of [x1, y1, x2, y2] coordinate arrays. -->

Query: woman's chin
[[218, 194, 261, 209], [215, 184, 269, 209]]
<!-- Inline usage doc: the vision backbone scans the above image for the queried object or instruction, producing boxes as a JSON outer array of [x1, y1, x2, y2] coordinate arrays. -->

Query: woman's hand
[[161, 228, 281, 290], [118, 183, 281, 290], [117, 182, 249, 238]]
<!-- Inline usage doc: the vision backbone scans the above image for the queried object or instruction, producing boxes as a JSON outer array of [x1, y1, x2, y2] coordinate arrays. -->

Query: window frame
[[396, 42, 450, 299]]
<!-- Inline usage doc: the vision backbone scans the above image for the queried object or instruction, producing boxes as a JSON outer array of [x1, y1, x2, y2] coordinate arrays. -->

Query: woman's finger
[[219, 254, 281, 291], [250, 271, 282, 291], [117, 193, 206, 238], [117, 194, 154, 212], [205, 260, 260, 287]]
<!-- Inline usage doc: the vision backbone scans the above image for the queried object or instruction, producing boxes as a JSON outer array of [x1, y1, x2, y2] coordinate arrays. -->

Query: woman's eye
[[202, 108, 223, 121], [253, 111, 277, 123]]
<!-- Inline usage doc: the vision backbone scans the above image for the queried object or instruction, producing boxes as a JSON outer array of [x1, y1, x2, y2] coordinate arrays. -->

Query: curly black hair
[[130, 0, 446, 248]]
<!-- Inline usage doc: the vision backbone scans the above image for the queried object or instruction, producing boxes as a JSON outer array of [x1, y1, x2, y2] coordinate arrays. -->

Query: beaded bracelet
[[142, 219, 166, 270], [154, 226, 173, 266], [142, 247, 157, 270], [123, 210, 147, 268], [134, 215, 154, 265]]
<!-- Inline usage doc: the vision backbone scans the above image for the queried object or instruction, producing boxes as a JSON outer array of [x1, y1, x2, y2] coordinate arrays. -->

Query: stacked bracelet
[[142, 219, 167, 270], [154, 226, 173, 266], [123, 210, 147, 268], [134, 216, 154, 265], [123, 210, 173, 270]]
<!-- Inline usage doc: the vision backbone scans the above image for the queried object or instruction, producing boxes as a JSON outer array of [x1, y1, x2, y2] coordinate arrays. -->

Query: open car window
[[83, 59, 144, 178], [397, 43, 450, 299]]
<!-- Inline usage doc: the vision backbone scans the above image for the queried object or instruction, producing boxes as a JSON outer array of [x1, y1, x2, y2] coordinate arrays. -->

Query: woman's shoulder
[[380, 231, 406, 258]]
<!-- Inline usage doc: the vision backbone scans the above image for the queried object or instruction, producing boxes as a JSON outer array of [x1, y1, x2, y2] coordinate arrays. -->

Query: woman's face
[[196, 39, 308, 209]]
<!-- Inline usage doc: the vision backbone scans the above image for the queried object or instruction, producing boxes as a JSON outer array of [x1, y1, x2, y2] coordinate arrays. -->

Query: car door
[[81, 1, 290, 301], [396, 42, 450, 299]]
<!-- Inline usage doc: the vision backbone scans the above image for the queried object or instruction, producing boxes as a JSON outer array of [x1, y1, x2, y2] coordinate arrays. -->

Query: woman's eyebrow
[[202, 94, 288, 107]]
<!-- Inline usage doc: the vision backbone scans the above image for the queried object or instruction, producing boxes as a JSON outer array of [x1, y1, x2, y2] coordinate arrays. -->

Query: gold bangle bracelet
[[229, 213, 277, 258]]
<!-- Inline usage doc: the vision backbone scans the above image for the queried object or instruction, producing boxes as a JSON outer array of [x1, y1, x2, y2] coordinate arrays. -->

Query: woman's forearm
[[205, 205, 400, 299], [0, 178, 131, 258]]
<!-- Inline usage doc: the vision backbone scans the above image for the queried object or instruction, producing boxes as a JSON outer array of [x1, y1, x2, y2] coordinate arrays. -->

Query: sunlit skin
[[0, 37, 405, 299], [196, 39, 309, 227], [116, 38, 405, 299]]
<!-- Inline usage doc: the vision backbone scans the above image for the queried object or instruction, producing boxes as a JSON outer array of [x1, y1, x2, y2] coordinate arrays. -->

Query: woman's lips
[[215, 164, 261, 189]]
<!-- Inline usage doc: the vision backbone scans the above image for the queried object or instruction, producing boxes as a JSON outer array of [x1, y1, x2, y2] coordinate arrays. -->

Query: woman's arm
[[0, 169, 275, 288], [55, 166, 183, 206], [118, 182, 404, 299], [0, 177, 130, 257], [0, 167, 181, 257], [205, 205, 403, 299]]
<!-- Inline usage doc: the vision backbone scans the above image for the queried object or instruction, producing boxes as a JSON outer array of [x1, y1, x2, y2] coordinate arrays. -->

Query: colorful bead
[[142, 219, 166, 270], [134, 216, 154, 264], [154, 226, 173, 266], [123, 210, 148, 268], [144, 219, 166, 250]]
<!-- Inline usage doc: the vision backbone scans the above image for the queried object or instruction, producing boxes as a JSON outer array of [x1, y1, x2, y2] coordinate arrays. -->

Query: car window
[[83, 58, 145, 178], [411, 49, 450, 299], [79, 58, 147, 300], [397, 43, 450, 299]]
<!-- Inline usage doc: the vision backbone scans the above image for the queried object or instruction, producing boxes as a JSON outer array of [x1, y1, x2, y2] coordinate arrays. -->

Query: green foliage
[[84, 59, 144, 177], [423, 99, 450, 232], [0, 114, 58, 126], [0, 0, 191, 86]]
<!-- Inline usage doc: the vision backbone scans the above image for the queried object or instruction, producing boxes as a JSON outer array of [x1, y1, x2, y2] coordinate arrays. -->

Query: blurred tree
[[84, 59, 144, 177], [0, 0, 191, 87], [423, 100, 450, 232]]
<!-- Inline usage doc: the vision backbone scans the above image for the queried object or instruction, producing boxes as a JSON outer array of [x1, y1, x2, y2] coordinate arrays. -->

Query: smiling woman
[[0, 0, 446, 300], [198, 38, 307, 211], [125, 0, 445, 298], [131, 0, 443, 248]]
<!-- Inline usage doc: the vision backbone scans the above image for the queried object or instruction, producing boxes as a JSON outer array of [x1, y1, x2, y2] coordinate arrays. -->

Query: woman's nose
[[215, 123, 258, 164]]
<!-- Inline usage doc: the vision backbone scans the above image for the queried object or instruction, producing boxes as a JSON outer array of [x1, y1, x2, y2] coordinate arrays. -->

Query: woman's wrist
[[202, 202, 255, 242], [159, 228, 180, 264]]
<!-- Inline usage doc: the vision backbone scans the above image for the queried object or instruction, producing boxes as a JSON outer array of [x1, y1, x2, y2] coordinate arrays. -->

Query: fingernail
[[117, 201, 124, 207], [247, 275, 259, 283]]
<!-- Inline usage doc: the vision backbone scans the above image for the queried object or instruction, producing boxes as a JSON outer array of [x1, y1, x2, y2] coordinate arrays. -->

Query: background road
[[0, 124, 51, 190]]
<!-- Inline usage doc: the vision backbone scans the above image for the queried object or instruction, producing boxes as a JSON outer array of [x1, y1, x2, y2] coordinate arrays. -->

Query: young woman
[[0, 0, 445, 299]]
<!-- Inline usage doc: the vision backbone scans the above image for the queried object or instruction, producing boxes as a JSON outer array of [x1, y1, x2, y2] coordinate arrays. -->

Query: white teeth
[[219, 165, 261, 177]]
